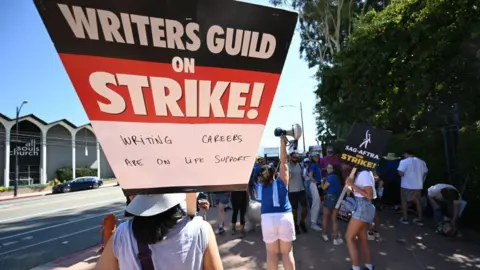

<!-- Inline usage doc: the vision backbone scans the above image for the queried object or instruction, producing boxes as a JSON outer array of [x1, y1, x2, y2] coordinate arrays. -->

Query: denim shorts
[[323, 193, 339, 210], [351, 197, 375, 224], [214, 193, 230, 205]]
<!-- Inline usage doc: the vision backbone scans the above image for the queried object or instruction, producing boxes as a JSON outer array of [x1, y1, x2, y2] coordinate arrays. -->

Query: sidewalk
[[30, 246, 100, 270], [0, 183, 118, 201], [30, 208, 480, 270]]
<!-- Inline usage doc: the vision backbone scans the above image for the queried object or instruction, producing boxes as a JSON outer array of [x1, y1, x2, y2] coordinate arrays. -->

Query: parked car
[[52, 176, 103, 193]]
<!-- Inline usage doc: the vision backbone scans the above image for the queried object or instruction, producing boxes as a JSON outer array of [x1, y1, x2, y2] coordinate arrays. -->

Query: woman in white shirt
[[345, 169, 376, 270]]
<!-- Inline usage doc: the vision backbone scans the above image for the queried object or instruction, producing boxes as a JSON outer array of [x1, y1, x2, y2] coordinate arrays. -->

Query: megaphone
[[274, 123, 303, 150]]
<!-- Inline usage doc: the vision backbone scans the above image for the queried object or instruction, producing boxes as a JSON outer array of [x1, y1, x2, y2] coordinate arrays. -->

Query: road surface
[[1, 187, 479, 270], [0, 186, 126, 270]]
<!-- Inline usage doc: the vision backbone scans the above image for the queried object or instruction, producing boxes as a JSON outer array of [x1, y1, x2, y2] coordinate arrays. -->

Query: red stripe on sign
[[60, 54, 280, 124]]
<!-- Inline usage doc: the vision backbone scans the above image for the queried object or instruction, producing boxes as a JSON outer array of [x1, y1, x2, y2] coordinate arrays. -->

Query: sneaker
[[311, 223, 322, 231], [218, 226, 225, 235], [231, 228, 237, 235], [299, 222, 308, 233], [399, 218, 409, 225], [413, 218, 424, 226], [367, 231, 376, 241], [333, 238, 344, 245], [322, 234, 329, 241]]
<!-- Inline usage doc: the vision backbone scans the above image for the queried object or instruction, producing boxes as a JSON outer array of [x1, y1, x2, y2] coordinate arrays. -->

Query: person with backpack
[[95, 193, 223, 270]]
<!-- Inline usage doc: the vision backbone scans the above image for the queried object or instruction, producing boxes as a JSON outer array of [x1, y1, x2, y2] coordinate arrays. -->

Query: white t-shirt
[[354, 171, 377, 199], [427, 184, 461, 203], [303, 167, 309, 181], [398, 157, 428, 190]]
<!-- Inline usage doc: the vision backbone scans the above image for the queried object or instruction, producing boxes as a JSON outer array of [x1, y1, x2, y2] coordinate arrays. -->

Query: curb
[[30, 245, 100, 270], [0, 194, 45, 202], [0, 183, 119, 202]]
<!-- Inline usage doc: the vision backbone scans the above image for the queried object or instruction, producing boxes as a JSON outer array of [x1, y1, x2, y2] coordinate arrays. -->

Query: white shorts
[[261, 212, 296, 243]]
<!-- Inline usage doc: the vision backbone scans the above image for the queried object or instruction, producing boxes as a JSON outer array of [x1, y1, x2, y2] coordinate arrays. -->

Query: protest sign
[[335, 123, 391, 209], [34, 0, 298, 194], [340, 123, 392, 171]]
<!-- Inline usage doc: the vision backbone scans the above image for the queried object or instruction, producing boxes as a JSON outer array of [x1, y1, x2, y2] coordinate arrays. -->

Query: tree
[[271, 0, 392, 141], [316, 0, 480, 133], [271, 0, 389, 68]]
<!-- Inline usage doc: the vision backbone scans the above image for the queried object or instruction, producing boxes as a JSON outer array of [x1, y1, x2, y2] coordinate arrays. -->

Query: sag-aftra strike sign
[[34, 0, 298, 194], [341, 123, 392, 171]]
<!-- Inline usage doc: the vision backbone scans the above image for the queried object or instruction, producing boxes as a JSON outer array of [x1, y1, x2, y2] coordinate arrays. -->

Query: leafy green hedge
[[385, 123, 480, 227], [56, 167, 98, 181]]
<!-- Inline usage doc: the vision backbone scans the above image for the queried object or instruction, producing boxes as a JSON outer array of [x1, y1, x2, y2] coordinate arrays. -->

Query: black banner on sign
[[33, 0, 298, 74], [340, 123, 391, 171]]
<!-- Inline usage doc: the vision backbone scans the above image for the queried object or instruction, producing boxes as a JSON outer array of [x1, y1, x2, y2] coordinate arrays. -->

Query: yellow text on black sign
[[341, 153, 376, 169]]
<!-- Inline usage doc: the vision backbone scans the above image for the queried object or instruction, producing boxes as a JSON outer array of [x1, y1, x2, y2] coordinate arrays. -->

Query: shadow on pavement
[[0, 201, 125, 270], [20, 204, 480, 270], [209, 208, 480, 270]]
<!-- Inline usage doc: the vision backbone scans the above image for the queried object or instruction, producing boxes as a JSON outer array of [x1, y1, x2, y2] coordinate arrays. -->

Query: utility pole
[[300, 102, 306, 153], [14, 100, 28, 197]]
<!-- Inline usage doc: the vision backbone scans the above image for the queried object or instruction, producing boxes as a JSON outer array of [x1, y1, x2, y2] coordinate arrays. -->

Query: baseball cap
[[311, 152, 319, 157], [126, 193, 186, 217], [303, 158, 310, 163]]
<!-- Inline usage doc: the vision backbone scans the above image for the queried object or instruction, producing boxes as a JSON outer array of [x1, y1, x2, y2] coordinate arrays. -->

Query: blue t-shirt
[[308, 163, 323, 183], [325, 174, 341, 196], [260, 178, 292, 214]]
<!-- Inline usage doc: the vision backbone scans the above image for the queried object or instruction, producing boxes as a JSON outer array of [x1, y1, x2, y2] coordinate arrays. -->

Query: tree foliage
[[316, 0, 480, 135], [272, 0, 390, 68], [271, 0, 392, 140]]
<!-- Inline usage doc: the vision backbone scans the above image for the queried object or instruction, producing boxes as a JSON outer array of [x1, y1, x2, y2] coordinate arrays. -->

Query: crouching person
[[428, 183, 466, 237]]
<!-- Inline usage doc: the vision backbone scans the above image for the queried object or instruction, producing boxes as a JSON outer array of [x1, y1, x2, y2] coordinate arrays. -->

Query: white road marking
[[0, 209, 123, 242], [2, 241, 18, 246], [0, 226, 100, 257], [0, 198, 124, 223], [22, 236, 33, 240], [61, 241, 69, 245], [0, 204, 14, 209]]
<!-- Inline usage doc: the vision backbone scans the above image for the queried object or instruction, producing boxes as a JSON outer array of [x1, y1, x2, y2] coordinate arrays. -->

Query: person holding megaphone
[[257, 126, 299, 270]]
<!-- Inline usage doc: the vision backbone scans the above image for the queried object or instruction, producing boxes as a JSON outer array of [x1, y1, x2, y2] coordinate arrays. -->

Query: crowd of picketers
[[112, 144, 466, 270], [247, 145, 466, 270]]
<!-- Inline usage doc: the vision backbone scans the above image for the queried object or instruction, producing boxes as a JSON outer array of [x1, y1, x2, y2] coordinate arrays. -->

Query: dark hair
[[261, 165, 275, 186], [441, 188, 459, 203], [404, 150, 415, 156], [131, 204, 185, 244]]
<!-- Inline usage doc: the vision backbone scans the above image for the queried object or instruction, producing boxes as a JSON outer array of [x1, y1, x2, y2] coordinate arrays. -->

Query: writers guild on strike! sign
[[340, 124, 392, 171], [33, 0, 296, 123], [35, 0, 299, 193]]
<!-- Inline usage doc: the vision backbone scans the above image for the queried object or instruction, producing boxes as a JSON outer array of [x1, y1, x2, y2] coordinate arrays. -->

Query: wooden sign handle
[[335, 167, 357, 209], [186, 193, 197, 217]]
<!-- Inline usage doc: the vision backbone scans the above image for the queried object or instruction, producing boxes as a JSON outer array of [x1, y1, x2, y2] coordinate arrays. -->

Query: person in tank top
[[344, 169, 377, 270], [94, 193, 223, 270], [259, 136, 296, 270]]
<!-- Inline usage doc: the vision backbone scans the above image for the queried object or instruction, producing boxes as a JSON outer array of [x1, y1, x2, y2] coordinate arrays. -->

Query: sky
[[0, 0, 318, 155]]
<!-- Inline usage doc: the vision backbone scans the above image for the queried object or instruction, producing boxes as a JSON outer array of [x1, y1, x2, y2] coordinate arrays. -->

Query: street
[[0, 187, 126, 270], [0, 187, 479, 270]]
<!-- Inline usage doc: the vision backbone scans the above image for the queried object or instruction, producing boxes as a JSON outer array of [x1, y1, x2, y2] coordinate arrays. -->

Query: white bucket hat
[[126, 193, 186, 217]]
